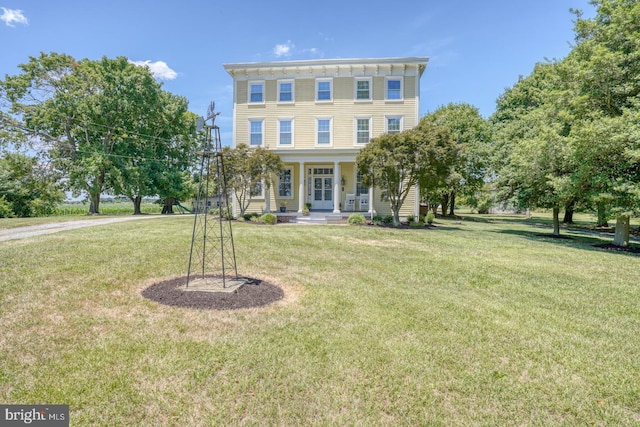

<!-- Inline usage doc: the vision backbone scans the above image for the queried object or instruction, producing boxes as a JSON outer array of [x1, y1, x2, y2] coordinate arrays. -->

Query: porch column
[[265, 186, 271, 213], [369, 186, 374, 215], [298, 162, 305, 213], [333, 161, 340, 213]]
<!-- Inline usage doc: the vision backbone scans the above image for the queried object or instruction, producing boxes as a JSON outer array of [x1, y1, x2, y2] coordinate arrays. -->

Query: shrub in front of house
[[425, 212, 435, 225], [259, 213, 277, 225], [348, 213, 366, 225]]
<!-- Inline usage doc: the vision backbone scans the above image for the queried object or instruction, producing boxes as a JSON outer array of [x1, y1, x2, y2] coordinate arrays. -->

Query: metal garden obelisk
[[186, 102, 242, 290]]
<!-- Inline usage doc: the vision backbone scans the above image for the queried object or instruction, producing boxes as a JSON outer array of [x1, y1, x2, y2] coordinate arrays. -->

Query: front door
[[310, 167, 333, 210]]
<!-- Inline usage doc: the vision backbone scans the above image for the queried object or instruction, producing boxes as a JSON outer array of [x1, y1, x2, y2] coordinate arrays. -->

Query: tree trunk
[[392, 210, 401, 227], [596, 202, 609, 227], [162, 197, 175, 214], [552, 207, 561, 236], [449, 191, 456, 216], [563, 200, 575, 224], [88, 192, 100, 215], [441, 193, 449, 217], [132, 196, 142, 215], [612, 215, 630, 247]]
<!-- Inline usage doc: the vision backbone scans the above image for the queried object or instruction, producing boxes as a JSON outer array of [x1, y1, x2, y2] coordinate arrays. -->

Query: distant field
[[54, 201, 164, 216], [1, 215, 638, 425]]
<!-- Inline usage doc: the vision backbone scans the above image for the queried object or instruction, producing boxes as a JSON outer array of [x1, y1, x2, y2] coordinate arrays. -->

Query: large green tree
[[357, 125, 456, 226], [568, 0, 640, 245], [421, 103, 490, 216], [1, 53, 194, 215], [0, 152, 64, 217], [491, 61, 577, 236]]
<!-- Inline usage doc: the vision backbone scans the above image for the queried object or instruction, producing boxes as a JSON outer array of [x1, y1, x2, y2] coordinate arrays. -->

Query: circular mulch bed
[[141, 275, 284, 310]]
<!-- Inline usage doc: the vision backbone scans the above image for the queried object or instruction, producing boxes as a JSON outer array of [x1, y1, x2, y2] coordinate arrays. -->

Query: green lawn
[[1, 216, 639, 425]]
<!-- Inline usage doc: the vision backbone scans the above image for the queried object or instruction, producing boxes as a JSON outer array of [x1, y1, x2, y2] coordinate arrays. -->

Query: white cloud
[[273, 41, 295, 58], [1, 7, 28, 27], [128, 60, 178, 80]]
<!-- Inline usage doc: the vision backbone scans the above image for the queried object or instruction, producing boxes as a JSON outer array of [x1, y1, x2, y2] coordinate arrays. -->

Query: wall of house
[[233, 75, 419, 149]]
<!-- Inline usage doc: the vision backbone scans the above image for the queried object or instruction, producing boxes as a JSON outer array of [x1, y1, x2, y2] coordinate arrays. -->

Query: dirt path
[[0, 215, 177, 242]]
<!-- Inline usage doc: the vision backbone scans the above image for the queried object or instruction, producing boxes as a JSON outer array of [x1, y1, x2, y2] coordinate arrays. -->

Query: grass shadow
[[496, 228, 640, 257]]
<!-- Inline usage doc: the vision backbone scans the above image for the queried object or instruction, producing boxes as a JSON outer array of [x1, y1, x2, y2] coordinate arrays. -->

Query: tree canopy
[[0, 52, 198, 215], [357, 124, 456, 226]]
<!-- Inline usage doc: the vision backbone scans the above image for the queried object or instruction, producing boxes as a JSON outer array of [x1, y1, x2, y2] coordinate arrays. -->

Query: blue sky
[[1, 0, 594, 142]]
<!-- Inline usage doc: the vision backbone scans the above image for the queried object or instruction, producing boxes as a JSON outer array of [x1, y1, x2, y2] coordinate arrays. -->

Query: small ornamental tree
[[357, 125, 455, 226], [223, 144, 283, 217]]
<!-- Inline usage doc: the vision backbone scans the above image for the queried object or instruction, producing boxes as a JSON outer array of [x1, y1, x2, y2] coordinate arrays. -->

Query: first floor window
[[278, 119, 293, 145], [356, 117, 371, 144], [249, 119, 263, 146], [317, 118, 331, 145], [250, 180, 263, 198], [356, 170, 368, 196], [278, 169, 293, 198]]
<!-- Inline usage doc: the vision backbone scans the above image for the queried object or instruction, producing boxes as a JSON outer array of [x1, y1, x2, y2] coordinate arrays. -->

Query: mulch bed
[[141, 275, 284, 310], [593, 243, 640, 254]]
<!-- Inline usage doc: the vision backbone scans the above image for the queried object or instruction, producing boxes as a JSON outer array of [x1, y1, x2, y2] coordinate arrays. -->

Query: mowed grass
[[0, 216, 639, 426]]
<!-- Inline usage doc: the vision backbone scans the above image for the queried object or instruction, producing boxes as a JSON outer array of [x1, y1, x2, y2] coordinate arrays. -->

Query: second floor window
[[249, 119, 263, 146], [249, 81, 264, 103], [355, 79, 371, 101], [278, 119, 293, 146], [278, 81, 293, 102], [316, 79, 332, 101], [317, 118, 331, 145], [386, 78, 402, 100]]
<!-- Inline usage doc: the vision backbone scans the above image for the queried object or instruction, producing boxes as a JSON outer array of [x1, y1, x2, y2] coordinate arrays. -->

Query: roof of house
[[223, 57, 429, 79]]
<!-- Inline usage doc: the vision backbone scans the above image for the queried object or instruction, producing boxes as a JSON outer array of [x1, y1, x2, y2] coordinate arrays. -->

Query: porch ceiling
[[274, 148, 359, 163]]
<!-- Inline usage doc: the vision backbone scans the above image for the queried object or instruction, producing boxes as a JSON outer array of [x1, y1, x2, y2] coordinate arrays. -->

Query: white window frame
[[385, 115, 404, 134], [277, 118, 294, 147], [315, 117, 333, 146], [385, 77, 403, 101], [248, 118, 264, 147], [316, 78, 333, 102], [277, 79, 295, 103], [248, 81, 265, 104], [250, 180, 265, 199], [278, 167, 294, 199], [354, 116, 372, 145], [354, 77, 372, 102]]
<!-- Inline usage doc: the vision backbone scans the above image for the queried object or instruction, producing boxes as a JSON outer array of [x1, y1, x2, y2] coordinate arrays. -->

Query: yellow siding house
[[223, 57, 428, 218]]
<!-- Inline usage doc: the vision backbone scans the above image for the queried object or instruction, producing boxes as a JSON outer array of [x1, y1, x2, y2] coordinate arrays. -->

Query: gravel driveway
[[0, 215, 174, 242]]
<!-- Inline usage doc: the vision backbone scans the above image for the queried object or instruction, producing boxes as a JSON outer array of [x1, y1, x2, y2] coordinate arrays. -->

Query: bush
[[425, 212, 435, 224], [371, 214, 383, 226], [407, 215, 415, 223], [0, 196, 15, 218], [348, 213, 366, 225], [243, 212, 259, 221], [259, 213, 277, 225], [382, 215, 394, 224]]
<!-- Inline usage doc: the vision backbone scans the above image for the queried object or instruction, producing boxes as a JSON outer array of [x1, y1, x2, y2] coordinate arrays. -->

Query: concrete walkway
[[0, 215, 175, 242]]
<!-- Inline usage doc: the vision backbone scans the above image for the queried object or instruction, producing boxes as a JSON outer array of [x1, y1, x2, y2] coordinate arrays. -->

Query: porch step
[[295, 214, 345, 225]]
